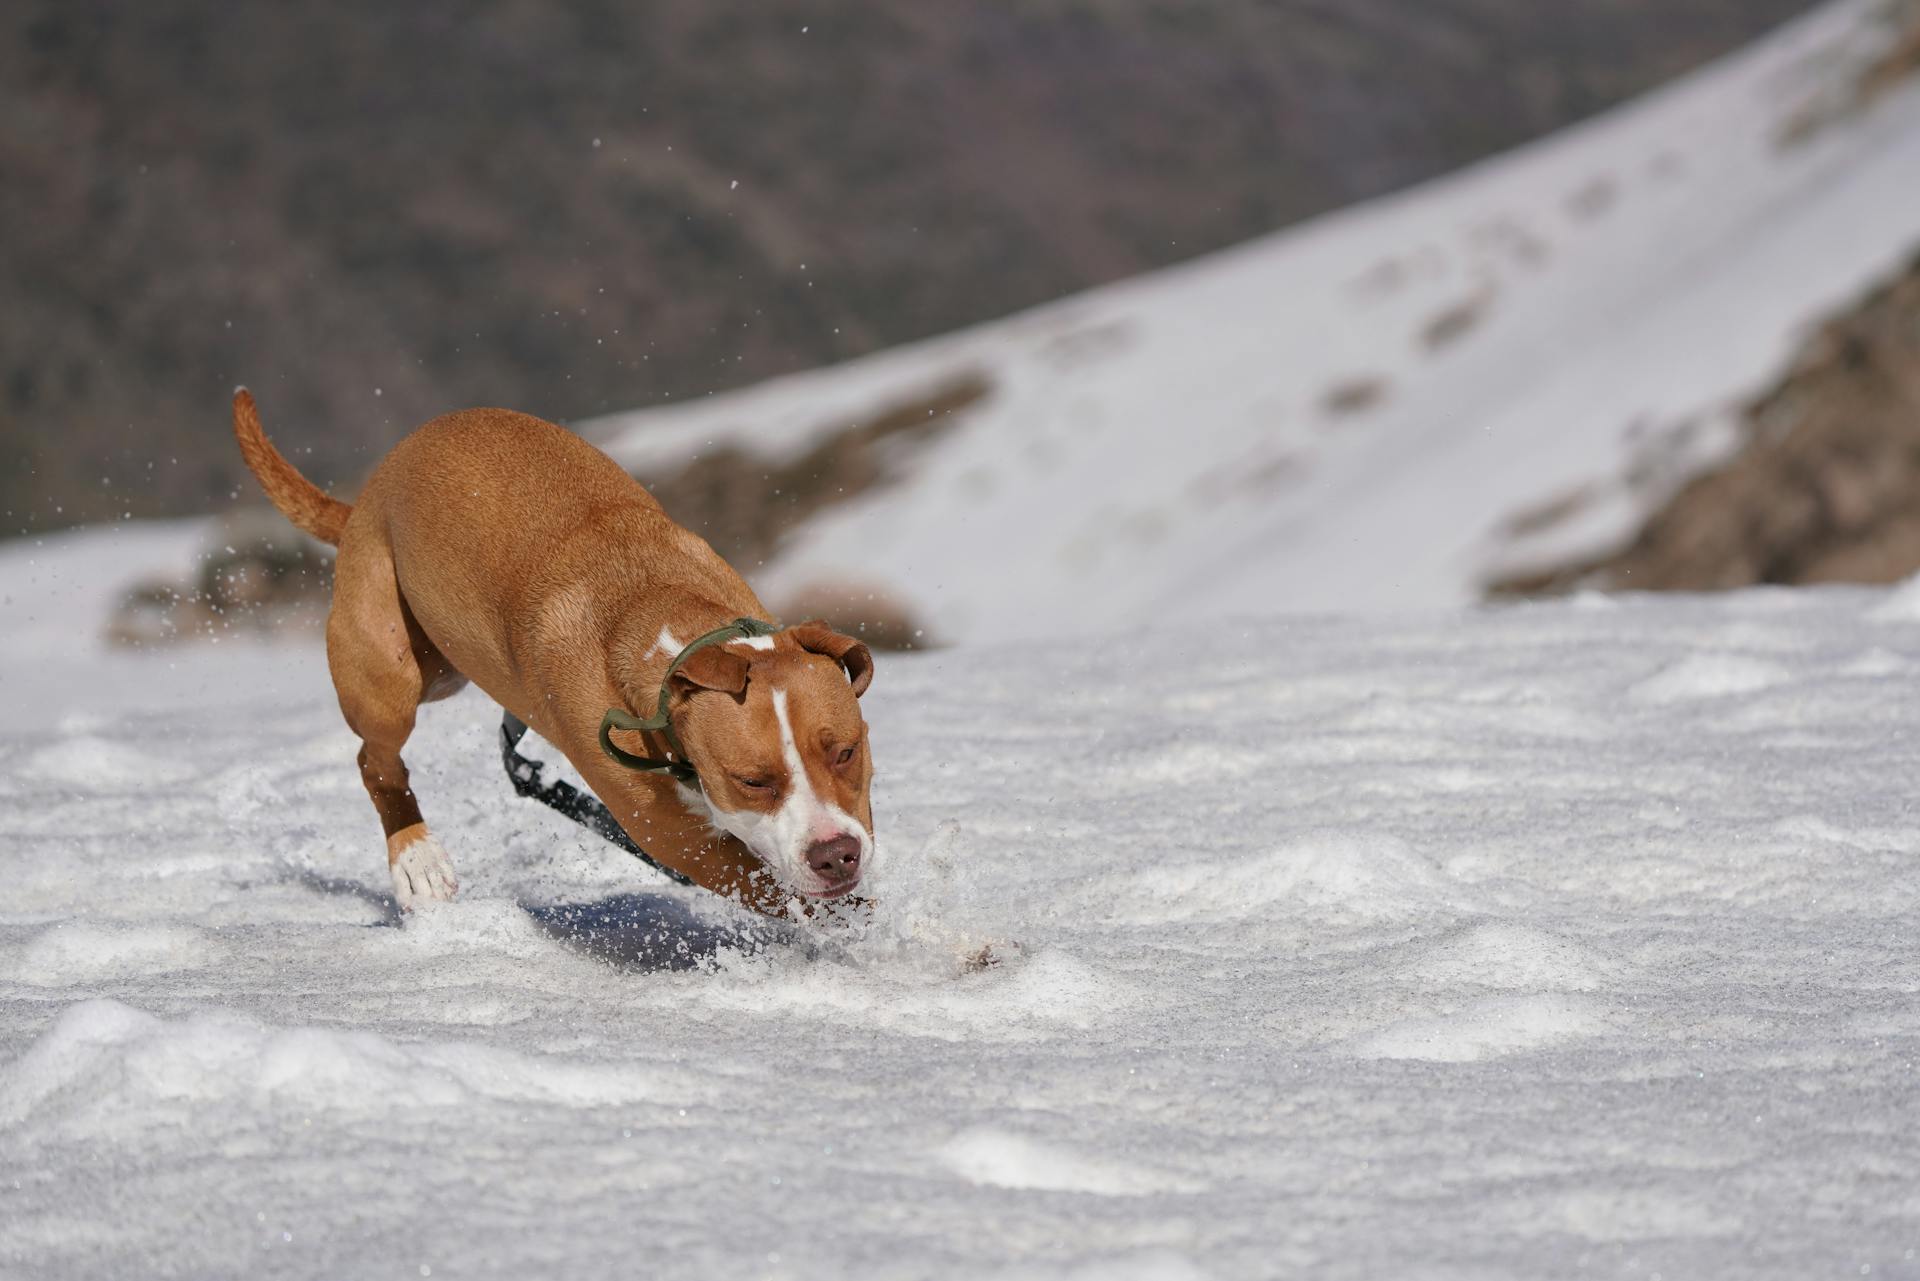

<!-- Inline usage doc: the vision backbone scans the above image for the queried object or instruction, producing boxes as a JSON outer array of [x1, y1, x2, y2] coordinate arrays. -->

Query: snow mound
[[1866, 570, 1920, 621], [1114, 830, 1465, 922], [14, 921, 226, 987], [705, 945, 1130, 1042], [962, 1251, 1215, 1281], [1347, 993, 1611, 1061], [938, 1126, 1204, 1196], [22, 735, 201, 790], [1770, 813, 1920, 855], [1549, 1186, 1743, 1244], [1838, 646, 1912, 677], [1394, 921, 1626, 991], [1111, 741, 1270, 786], [0, 999, 709, 1130], [1628, 653, 1792, 704]]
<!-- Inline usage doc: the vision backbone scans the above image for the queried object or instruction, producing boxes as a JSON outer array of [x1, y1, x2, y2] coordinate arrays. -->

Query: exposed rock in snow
[[1499, 245, 1920, 597]]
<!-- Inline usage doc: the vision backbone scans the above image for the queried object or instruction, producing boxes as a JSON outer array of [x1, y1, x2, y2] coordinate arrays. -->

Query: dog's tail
[[231, 388, 352, 546]]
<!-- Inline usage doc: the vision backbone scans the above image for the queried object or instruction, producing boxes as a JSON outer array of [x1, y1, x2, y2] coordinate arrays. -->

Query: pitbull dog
[[232, 390, 875, 915]]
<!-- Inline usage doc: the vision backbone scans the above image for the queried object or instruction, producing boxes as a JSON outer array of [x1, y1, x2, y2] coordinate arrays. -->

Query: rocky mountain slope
[[1, 0, 1808, 532], [586, 0, 1920, 643], [1493, 247, 1920, 596]]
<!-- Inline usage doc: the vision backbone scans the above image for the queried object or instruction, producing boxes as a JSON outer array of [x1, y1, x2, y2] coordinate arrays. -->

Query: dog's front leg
[[582, 767, 800, 917]]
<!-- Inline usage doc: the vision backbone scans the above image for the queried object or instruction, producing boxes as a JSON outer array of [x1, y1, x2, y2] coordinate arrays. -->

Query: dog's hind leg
[[326, 524, 462, 911]]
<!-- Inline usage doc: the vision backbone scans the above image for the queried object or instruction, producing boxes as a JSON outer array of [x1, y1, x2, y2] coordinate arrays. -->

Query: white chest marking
[[650, 625, 684, 658]]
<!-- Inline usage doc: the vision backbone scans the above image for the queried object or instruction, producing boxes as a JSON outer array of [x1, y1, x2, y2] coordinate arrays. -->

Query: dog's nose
[[807, 834, 862, 879]]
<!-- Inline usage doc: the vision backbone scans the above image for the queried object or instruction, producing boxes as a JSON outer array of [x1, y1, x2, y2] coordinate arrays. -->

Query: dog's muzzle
[[804, 834, 863, 896]]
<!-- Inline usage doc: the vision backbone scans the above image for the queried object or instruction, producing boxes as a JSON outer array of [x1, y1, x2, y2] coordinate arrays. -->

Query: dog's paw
[[389, 830, 459, 911]]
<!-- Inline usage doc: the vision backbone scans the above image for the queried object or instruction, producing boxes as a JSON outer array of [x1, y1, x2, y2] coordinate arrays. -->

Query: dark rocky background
[[1, 0, 1811, 533]]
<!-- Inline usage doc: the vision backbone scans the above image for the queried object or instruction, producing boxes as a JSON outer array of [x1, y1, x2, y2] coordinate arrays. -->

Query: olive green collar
[[598, 617, 780, 784]]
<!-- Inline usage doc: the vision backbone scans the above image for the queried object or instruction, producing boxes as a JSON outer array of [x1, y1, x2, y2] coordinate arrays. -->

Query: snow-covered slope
[[590, 0, 1920, 643], [5, 524, 1919, 1278]]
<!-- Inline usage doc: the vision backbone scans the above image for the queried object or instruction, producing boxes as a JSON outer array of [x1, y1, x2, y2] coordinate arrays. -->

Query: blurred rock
[[104, 510, 332, 648], [1492, 246, 1920, 597], [104, 578, 204, 649], [641, 371, 989, 572], [1776, 0, 1920, 145], [776, 581, 932, 652]]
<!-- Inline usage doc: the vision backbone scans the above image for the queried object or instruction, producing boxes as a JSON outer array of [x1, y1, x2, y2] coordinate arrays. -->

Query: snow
[[5, 525, 1919, 1278], [589, 0, 1920, 642], [9, 6, 1920, 1272], [0, 517, 210, 668]]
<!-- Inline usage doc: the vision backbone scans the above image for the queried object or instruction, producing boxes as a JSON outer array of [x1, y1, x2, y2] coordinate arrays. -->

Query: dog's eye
[[736, 775, 774, 793], [834, 746, 856, 767]]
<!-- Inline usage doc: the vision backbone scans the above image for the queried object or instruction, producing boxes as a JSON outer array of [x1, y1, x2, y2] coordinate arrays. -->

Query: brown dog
[[232, 391, 876, 916]]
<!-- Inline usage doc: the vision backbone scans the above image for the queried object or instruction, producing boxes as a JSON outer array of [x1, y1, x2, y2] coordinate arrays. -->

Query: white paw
[[390, 833, 459, 911]]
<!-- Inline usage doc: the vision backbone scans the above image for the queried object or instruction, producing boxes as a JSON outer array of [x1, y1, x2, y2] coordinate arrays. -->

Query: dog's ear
[[789, 621, 874, 697], [670, 646, 751, 697]]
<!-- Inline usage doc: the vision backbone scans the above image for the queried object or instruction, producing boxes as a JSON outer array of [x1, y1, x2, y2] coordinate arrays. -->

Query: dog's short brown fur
[[233, 390, 876, 915]]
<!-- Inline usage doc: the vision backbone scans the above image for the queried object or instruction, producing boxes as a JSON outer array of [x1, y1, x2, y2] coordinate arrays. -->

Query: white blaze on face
[[693, 686, 872, 894]]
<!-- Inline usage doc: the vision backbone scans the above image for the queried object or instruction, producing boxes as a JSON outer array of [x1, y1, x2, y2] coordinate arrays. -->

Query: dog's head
[[668, 622, 875, 898]]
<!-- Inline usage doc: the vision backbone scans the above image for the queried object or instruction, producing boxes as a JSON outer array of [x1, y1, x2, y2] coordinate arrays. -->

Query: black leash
[[499, 711, 694, 887]]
